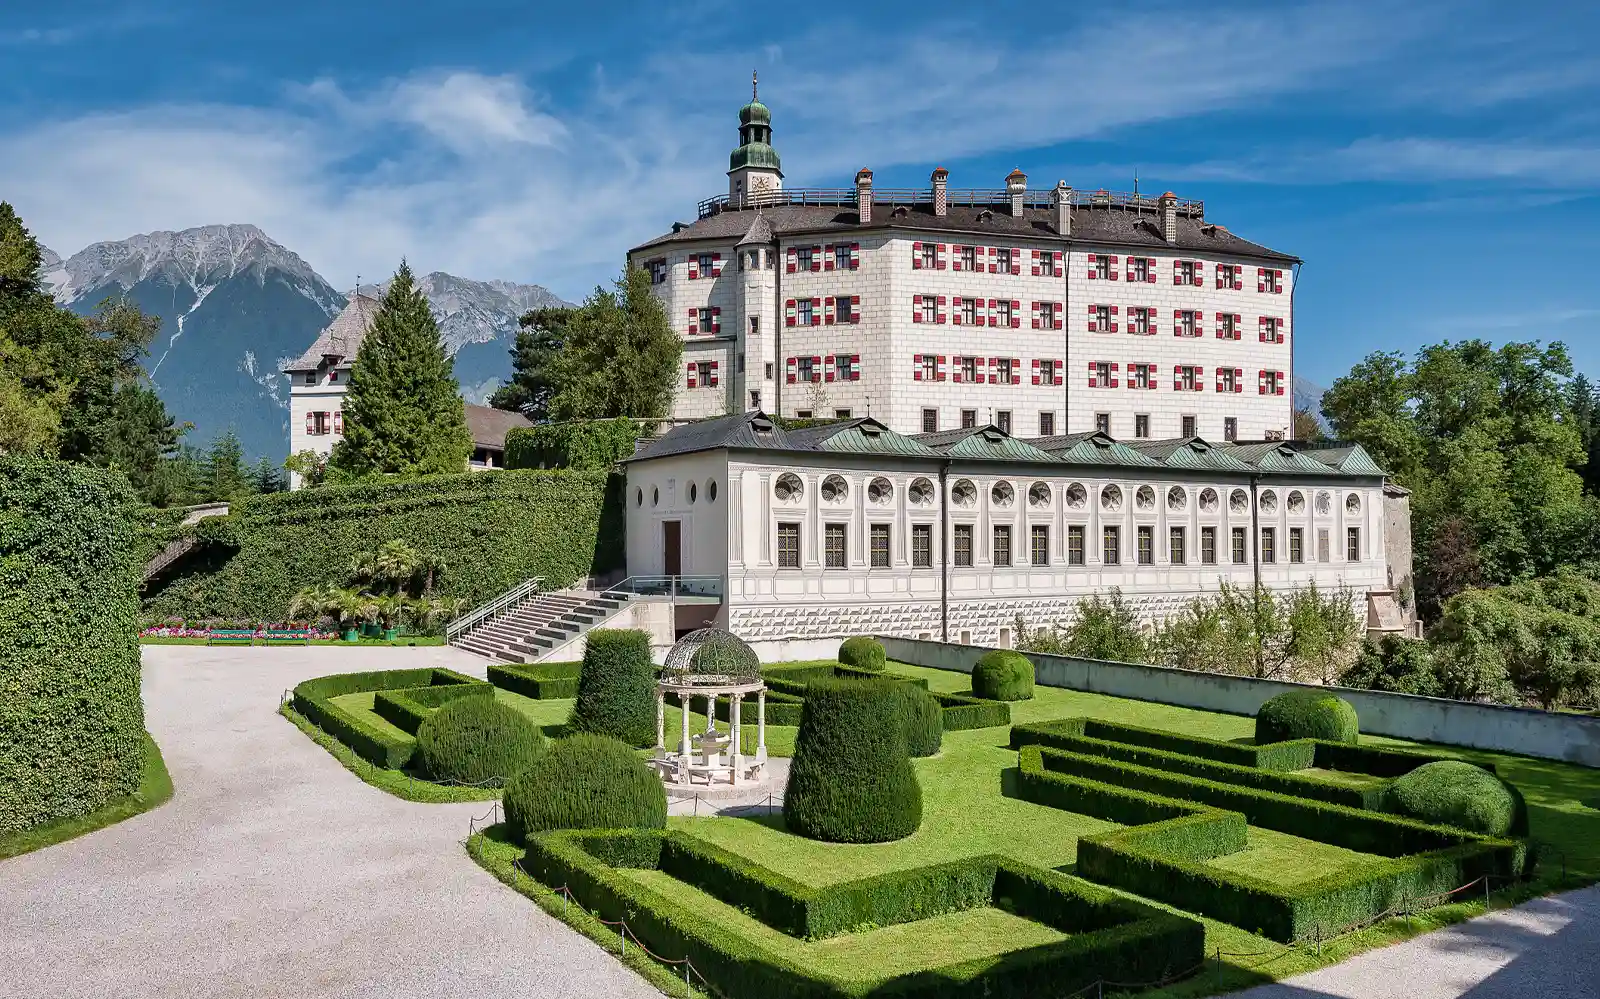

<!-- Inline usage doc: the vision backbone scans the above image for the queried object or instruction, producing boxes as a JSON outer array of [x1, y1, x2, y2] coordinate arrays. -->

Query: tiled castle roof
[[282, 294, 379, 373]]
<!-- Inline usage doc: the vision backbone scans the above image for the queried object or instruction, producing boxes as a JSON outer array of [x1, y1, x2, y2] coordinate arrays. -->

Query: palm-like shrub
[[838, 636, 886, 672], [893, 683, 943, 757], [784, 679, 922, 843], [415, 697, 545, 786], [570, 629, 657, 746], [503, 733, 666, 841], [973, 650, 1035, 701], [1389, 761, 1519, 836], [1254, 689, 1359, 745]]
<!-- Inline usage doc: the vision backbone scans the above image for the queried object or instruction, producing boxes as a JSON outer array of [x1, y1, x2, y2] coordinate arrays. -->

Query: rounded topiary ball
[[784, 679, 922, 843], [973, 650, 1035, 701], [1390, 761, 1518, 836], [570, 628, 657, 747], [502, 733, 666, 842], [416, 696, 545, 786], [1254, 689, 1359, 745], [893, 683, 943, 758], [838, 636, 886, 672]]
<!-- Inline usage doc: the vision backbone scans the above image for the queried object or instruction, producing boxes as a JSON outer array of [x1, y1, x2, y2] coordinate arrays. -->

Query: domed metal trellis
[[651, 628, 769, 790], [661, 628, 762, 686]]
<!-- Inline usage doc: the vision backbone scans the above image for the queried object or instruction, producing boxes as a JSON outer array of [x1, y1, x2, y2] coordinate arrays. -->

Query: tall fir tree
[[204, 430, 249, 501], [327, 262, 471, 477], [489, 306, 571, 420]]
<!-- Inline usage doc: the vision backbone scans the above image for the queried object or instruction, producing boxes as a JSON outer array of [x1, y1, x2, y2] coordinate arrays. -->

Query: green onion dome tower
[[729, 71, 783, 206]]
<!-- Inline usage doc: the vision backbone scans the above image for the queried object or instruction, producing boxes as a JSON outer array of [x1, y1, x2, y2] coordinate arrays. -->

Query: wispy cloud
[[1426, 307, 1600, 334]]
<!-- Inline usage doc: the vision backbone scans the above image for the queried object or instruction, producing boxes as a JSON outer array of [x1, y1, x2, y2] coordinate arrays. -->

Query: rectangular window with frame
[[960, 356, 978, 383], [1318, 529, 1330, 563], [1132, 257, 1151, 282], [1261, 527, 1277, 564], [1347, 527, 1361, 562], [1201, 526, 1217, 565], [697, 252, 716, 276], [920, 243, 937, 269], [1095, 305, 1112, 332], [996, 358, 1015, 384], [1261, 268, 1282, 293], [834, 408, 852, 419], [995, 299, 1014, 327], [796, 247, 813, 271], [912, 524, 933, 567], [695, 361, 711, 386], [1217, 263, 1239, 289], [1093, 255, 1111, 279], [1095, 412, 1111, 435], [1137, 525, 1154, 566], [1093, 361, 1111, 388], [1224, 417, 1238, 441], [870, 524, 891, 569], [960, 245, 977, 270], [997, 248, 1013, 272], [996, 410, 1012, 435], [1178, 365, 1200, 392], [993, 525, 1012, 567], [1039, 411, 1055, 436], [1040, 359, 1059, 386], [1218, 368, 1238, 393], [1130, 363, 1154, 390], [304, 372, 317, 386], [1068, 525, 1086, 565], [1179, 309, 1197, 337], [1231, 527, 1247, 565], [962, 409, 978, 429], [1289, 527, 1304, 564], [1177, 260, 1196, 285], [796, 409, 813, 419], [1182, 415, 1197, 437], [797, 356, 815, 382], [825, 523, 847, 569], [920, 355, 937, 382], [954, 524, 974, 567], [1031, 525, 1049, 566], [922, 408, 939, 433], [1170, 526, 1186, 565], [798, 299, 814, 325], [1135, 414, 1150, 439], [647, 259, 668, 284], [1103, 525, 1121, 565], [961, 298, 977, 325], [1264, 370, 1282, 395], [778, 523, 800, 568], [1039, 301, 1060, 328], [835, 245, 852, 270], [1221, 313, 1239, 339], [1131, 307, 1150, 335]]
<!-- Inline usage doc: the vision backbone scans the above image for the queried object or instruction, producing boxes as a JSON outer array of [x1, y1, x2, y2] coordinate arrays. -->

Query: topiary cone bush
[[784, 679, 923, 843], [416, 697, 545, 786], [972, 650, 1035, 701], [503, 733, 666, 842], [1254, 689, 1359, 745], [838, 636, 886, 672], [570, 628, 656, 746], [893, 683, 943, 757], [1389, 760, 1520, 836]]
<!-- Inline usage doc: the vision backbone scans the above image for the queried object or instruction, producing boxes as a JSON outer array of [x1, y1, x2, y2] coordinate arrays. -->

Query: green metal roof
[[915, 426, 1056, 462], [1302, 444, 1387, 476], [1129, 438, 1255, 471], [1220, 441, 1336, 473], [1040, 432, 1162, 467], [811, 421, 942, 457]]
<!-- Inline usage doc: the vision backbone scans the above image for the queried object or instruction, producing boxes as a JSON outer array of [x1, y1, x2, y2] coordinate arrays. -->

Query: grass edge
[[0, 731, 174, 861], [279, 702, 500, 804]]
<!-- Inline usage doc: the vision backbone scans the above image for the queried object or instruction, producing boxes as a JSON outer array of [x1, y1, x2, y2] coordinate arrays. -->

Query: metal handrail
[[602, 574, 724, 600], [696, 187, 1204, 219], [446, 576, 544, 639]]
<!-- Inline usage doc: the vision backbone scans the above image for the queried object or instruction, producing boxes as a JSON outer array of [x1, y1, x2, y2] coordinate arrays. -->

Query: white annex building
[[630, 81, 1298, 444]]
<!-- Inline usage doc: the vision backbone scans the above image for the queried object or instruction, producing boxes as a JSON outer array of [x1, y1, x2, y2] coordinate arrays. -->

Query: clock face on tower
[[752, 176, 772, 194]]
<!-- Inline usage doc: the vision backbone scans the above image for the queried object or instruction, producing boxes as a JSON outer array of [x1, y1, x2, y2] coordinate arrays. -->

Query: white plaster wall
[[624, 451, 732, 579], [286, 369, 347, 489]]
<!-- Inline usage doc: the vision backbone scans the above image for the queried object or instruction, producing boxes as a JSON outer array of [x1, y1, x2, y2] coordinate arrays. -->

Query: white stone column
[[757, 688, 767, 758], [731, 692, 743, 785], [656, 689, 665, 751], [704, 695, 717, 734], [679, 691, 692, 758]]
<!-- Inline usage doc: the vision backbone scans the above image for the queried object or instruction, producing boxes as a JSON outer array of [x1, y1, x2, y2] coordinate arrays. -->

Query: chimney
[[1005, 169, 1027, 217], [930, 167, 949, 217], [855, 168, 874, 224], [1159, 191, 1178, 244], [1051, 180, 1072, 236]]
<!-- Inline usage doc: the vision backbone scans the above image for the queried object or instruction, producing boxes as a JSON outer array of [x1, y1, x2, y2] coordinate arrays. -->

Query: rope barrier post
[[1484, 877, 1491, 911], [620, 922, 626, 957]]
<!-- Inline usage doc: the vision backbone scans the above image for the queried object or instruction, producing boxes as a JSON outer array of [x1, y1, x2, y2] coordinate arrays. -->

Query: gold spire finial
[[752, 69, 758, 101]]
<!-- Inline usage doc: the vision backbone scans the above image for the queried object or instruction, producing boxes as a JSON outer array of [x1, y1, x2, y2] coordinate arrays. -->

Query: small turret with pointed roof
[[728, 72, 783, 206]]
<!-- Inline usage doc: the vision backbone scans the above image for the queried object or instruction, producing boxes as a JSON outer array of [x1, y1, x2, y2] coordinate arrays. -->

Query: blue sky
[[2, 0, 1597, 389]]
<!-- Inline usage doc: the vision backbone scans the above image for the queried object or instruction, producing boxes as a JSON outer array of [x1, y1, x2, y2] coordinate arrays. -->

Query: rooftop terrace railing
[[697, 187, 1204, 220], [604, 574, 724, 600]]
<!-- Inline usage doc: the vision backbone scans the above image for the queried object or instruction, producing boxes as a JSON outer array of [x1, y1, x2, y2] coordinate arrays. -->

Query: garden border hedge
[[373, 681, 495, 735], [290, 667, 481, 768], [1014, 745, 1531, 942], [487, 661, 582, 699], [517, 827, 1205, 998], [758, 663, 1007, 731]]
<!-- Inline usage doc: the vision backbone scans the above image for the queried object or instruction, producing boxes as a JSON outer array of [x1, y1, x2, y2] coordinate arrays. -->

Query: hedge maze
[[291, 667, 488, 769]]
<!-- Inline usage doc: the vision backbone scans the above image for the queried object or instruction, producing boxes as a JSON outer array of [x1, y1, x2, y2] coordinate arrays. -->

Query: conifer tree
[[327, 262, 471, 477]]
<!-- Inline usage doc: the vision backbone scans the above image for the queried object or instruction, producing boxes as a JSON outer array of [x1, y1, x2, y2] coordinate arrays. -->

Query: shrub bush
[[1389, 761, 1518, 836], [373, 681, 493, 735], [973, 650, 1035, 701], [291, 667, 481, 769], [142, 469, 624, 623], [931, 691, 1012, 730], [503, 419, 642, 471], [784, 679, 922, 843], [0, 457, 145, 836], [503, 733, 666, 840], [1255, 689, 1359, 745], [837, 636, 886, 672], [415, 697, 545, 785], [488, 661, 582, 699], [569, 629, 657, 746], [893, 684, 944, 757]]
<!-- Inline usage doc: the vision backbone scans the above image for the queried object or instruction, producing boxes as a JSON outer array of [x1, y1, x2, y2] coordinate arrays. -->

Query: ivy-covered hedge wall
[[504, 419, 642, 471], [1, 456, 145, 836], [143, 470, 625, 622]]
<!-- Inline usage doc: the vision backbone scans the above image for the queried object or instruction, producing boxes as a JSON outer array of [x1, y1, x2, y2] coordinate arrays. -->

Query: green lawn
[[0, 732, 174, 860], [140, 635, 445, 647]]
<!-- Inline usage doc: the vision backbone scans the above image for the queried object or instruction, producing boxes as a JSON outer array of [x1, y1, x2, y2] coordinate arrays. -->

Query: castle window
[[1067, 525, 1085, 565], [954, 525, 974, 567], [1092, 255, 1111, 280], [824, 524, 847, 569], [797, 299, 814, 325], [960, 246, 977, 270], [1218, 368, 1239, 393], [696, 361, 712, 386], [1201, 527, 1217, 565], [834, 245, 852, 270], [1178, 310, 1198, 337], [1031, 525, 1049, 566], [1290, 527, 1304, 564], [1175, 366, 1202, 392], [1216, 263, 1240, 289], [922, 408, 938, 433], [1039, 411, 1055, 436], [1131, 257, 1151, 282], [960, 357, 978, 383], [1261, 316, 1284, 343], [1135, 414, 1150, 438], [1170, 526, 1186, 565], [1261, 527, 1277, 564], [992, 525, 1013, 567], [1129, 363, 1154, 390], [1176, 260, 1196, 285], [796, 247, 813, 271], [870, 524, 891, 568], [1137, 526, 1154, 566], [1094, 305, 1112, 332], [1220, 313, 1240, 339], [995, 300, 1014, 327], [797, 356, 815, 382], [1182, 414, 1197, 437], [1130, 307, 1150, 335], [960, 298, 977, 325], [646, 258, 668, 284], [995, 359, 1016, 385], [1259, 268, 1283, 293], [1347, 527, 1362, 562], [777, 523, 801, 568], [996, 247, 1014, 272], [1103, 526, 1121, 565], [1039, 359, 1059, 386], [961, 409, 977, 429], [1095, 412, 1110, 434], [996, 409, 1012, 434], [304, 372, 317, 385], [912, 524, 933, 567], [920, 243, 937, 269], [1224, 416, 1238, 441]]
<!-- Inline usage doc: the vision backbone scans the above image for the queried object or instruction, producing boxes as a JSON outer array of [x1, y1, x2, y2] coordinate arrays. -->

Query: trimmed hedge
[[518, 827, 1205, 998], [1016, 745, 1531, 942], [973, 650, 1035, 701], [837, 636, 886, 672], [1, 457, 145, 836], [569, 629, 656, 746], [894, 683, 944, 757], [1256, 690, 1360, 745], [931, 690, 1012, 730], [291, 667, 480, 769], [416, 697, 546, 786], [143, 469, 624, 623], [784, 679, 922, 843], [503, 733, 666, 840], [714, 689, 806, 727], [1390, 761, 1519, 836], [487, 661, 582, 700], [373, 681, 494, 734], [503, 418, 642, 471]]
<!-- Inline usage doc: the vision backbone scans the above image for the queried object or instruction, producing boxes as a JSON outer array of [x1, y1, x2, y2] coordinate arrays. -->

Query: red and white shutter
[[1110, 305, 1119, 333], [1086, 252, 1097, 279], [1010, 299, 1021, 328], [711, 307, 722, 335], [952, 297, 963, 325], [1173, 365, 1183, 392], [810, 245, 822, 272], [1108, 256, 1119, 281], [951, 356, 963, 384], [1274, 269, 1284, 293], [850, 354, 861, 381], [1277, 319, 1286, 344], [1215, 312, 1226, 339], [711, 253, 722, 277], [1234, 367, 1244, 393], [951, 244, 963, 272], [1053, 305, 1063, 330], [936, 244, 947, 270], [911, 296, 922, 323], [1051, 361, 1062, 386], [1216, 266, 1226, 290], [935, 355, 947, 381], [1143, 258, 1155, 284], [1258, 369, 1268, 395], [811, 297, 823, 325], [787, 247, 797, 273], [686, 362, 698, 388], [849, 295, 861, 323], [688, 255, 699, 280], [825, 354, 836, 382], [1192, 262, 1203, 287], [1053, 251, 1064, 277], [786, 358, 797, 384], [1276, 370, 1286, 395], [688, 307, 698, 335], [1259, 317, 1268, 342], [912, 242, 923, 269], [823, 244, 835, 271], [1257, 267, 1267, 293], [1109, 362, 1120, 389], [305, 412, 316, 434], [824, 297, 836, 325], [1087, 304, 1098, 332], [1215, 367, 1225, 392], [1128, 257, 1138, 282], [709, 361, 720, 386], [913, 353, 924, 381], [1087, 361, 1097, 387], [811, 355, 822, 382], [988, 246, 997, 273], [785, 299, 797, 327], [1173, 260, 1184, 286], [1032, 302, 1041, 329], [1233, 314, 1243, 340], [935, 295, 947, 324], [1010, 250, 1021, 276], [1011, 357, 1022, 385], [1174, 309, 1184, 337], [975, 356, 987, 384], [1031, 358, 1042, 385], [850, 243, 860, 270]]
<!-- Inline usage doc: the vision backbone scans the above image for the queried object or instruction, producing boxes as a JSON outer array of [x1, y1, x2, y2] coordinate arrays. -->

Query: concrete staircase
[[450, 589, 632, 664]]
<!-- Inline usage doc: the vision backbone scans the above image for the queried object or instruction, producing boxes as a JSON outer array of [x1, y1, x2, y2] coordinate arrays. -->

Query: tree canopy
[[489, 306, 571, 420], [327, 261, 472, 478], [537, 266, 680, 421]]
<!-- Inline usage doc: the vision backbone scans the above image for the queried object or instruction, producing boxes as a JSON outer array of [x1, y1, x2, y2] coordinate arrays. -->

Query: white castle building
[[617, 87, 1413, 656], [630, 83, 1298, 443]]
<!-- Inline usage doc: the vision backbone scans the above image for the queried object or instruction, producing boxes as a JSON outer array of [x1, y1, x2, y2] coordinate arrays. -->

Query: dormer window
[[304, 372, 316, 386]]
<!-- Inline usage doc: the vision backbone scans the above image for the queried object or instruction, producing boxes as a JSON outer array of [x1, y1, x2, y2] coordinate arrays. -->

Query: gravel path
[[0, 646, 658, 999], [1229, 881, 1600, 998]]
